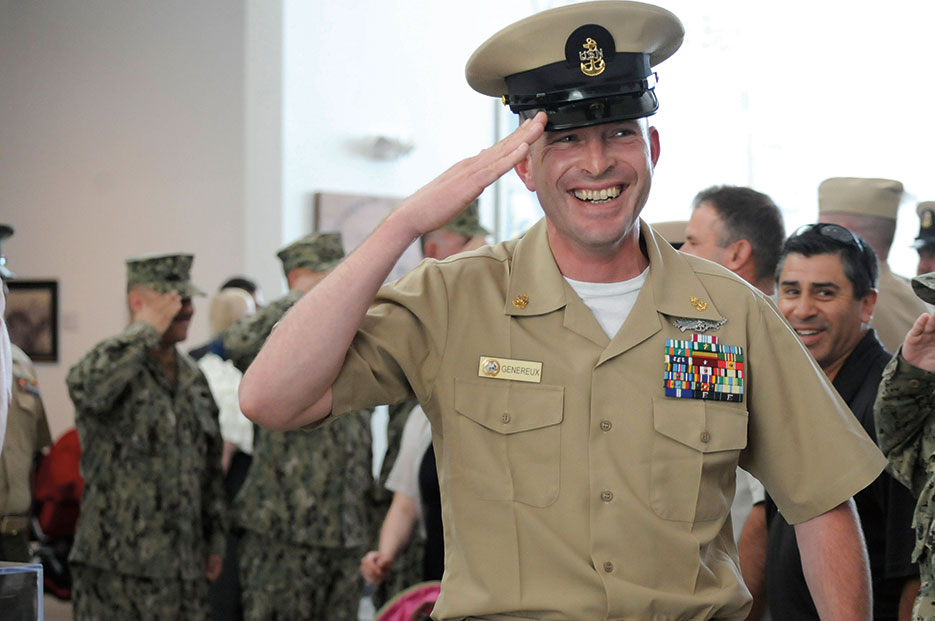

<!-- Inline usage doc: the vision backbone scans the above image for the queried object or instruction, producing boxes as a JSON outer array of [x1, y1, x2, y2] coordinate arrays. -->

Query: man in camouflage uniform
[[67, 253, 227, 620], [224, 232, 374, 621], [875, 272, 935, 620]]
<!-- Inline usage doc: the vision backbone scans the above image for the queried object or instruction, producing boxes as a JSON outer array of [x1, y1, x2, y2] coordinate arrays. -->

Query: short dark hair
[[692, 186, 785, 282], [776, 224, 879, 299], [220, 276, 258, 295]]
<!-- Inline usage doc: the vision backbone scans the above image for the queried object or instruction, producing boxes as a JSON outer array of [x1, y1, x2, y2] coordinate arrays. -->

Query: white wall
[[0, 0, 248, 438]]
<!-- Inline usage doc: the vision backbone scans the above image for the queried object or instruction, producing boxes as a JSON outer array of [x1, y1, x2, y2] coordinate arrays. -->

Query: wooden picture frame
[[5, 280, 59, 362], [313, 191, 425, 283]]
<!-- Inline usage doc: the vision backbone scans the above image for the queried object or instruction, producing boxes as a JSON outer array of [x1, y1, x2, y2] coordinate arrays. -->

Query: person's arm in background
[[738, 502, 768, 621], [795, 499, 870, 621], [361, 491, 421, 584]]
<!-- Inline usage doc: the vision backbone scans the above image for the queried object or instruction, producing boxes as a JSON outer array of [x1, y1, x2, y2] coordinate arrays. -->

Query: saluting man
[[241, 3, 886, 619], [67, 254, 226, 620]]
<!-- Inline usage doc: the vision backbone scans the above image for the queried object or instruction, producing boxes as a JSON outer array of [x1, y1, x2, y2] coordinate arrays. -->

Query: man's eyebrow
[[808, 281, 840, 290]]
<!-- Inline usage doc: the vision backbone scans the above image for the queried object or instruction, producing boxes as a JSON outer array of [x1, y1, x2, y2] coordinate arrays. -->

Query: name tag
[[478, 356, 542, 383]]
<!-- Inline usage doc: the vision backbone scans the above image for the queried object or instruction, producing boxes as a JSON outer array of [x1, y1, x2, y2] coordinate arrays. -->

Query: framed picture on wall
[[5, 280, 59, 362], [313, 191, 425, 283]]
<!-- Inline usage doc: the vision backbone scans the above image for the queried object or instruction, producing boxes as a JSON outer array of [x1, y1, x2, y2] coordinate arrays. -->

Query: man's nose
[[581, 139, 614, 177]]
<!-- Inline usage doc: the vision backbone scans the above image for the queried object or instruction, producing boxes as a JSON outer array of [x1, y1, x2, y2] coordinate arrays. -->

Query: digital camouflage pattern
[[239, 533, 365, 621], [71, 564, 210, 621], [66, 321, 227, 617], [275, 231, 344, 276], [444, 200, 489, 238], [874, 353, 935, 620], [125, 252, 205, 297], [225, 291, 375, 619]]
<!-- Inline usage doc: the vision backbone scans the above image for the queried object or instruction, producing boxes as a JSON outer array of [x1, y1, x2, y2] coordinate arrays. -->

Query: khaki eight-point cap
[[465, 1, 684, 131]]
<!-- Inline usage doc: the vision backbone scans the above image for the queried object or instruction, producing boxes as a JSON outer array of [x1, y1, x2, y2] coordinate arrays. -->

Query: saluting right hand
[[386, 111, 547, 240], [903, 311, 935, 372], [130, 288, 182, 335]]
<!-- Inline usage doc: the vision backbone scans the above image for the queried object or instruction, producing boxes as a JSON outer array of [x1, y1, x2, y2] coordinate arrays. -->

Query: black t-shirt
[[764, 331, 917, 620]]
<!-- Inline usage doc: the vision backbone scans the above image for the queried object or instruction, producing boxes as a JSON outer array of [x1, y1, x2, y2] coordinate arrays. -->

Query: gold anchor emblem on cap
[[690, 296, 708, 312], [513, 295, 529, 309], [579, 38, 605, 77]]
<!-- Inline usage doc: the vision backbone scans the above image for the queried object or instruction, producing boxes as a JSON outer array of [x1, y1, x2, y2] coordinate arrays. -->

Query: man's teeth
[[574, 186, 621, 202], [796, 329, 820, 336]]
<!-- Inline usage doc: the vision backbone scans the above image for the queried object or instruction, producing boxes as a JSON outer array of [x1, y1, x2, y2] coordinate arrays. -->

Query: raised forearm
[[66, 322, 160, 414]]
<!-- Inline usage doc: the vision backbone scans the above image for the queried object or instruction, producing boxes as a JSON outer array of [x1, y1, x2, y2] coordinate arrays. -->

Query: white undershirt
[[564, 267, 649, 339]]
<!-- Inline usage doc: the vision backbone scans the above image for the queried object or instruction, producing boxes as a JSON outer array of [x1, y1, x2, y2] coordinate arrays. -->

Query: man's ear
[[648, 125, 660, 168], [127, 288, 144, 314], [513, 152, 536, 192], [726, 239, 754, 272], [861, 289, 878, 324]]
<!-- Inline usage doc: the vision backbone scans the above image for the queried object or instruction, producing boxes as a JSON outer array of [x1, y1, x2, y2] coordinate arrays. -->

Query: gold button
[[603, 562, 614, 573], [700, 431, 711, 443], [601, 490, 614, 502], [501, 413, 511, 424], [909, 379, 922, 389], [600, 420, 612, 432]]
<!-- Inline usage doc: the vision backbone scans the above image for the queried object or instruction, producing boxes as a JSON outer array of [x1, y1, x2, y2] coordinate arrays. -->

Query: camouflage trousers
[[915, 575, 935, 621], [239, 531, 366, 621], [71, 564, 210, 620]]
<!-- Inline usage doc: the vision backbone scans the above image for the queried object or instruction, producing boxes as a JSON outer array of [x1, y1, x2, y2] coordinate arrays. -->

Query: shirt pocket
[[650, 397, 748, 523], [452, 378, 564, 507]]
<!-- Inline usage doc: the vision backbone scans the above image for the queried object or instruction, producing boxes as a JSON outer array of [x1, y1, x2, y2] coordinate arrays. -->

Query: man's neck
[[546, 226, 649, 283], [151, 344, 178, 385]]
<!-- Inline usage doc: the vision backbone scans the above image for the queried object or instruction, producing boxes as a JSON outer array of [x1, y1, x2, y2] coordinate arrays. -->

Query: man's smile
[[572, 184, 623, 204]]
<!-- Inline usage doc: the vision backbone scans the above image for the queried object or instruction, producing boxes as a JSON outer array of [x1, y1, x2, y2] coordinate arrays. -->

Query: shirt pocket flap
[[455, 378, 564, 435], [653, 398, 748, 453]]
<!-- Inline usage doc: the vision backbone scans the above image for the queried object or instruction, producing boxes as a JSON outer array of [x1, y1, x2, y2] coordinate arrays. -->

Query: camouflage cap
[[912, 201, 935, 250], [912, 273, 935, 305], [125, 253, 205, 297], [276, 232, 344, 277], [0, 224, 15, 279], [818, 177, 903, 221], [445, 200, 490, 238]]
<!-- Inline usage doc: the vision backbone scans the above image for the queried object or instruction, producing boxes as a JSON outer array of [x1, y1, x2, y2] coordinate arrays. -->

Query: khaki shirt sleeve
[[332, 261, 448, 420], [741, 295, 887, 524], [873, 350, 935, 497]]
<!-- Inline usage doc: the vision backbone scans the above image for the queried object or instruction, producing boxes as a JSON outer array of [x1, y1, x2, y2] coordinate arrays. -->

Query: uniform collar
[[505, 218, 725, 358], [506, 217, 724, 321]]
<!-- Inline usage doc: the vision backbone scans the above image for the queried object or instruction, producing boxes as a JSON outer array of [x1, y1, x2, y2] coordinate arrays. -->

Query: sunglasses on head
[[792, 223, 865, 252]]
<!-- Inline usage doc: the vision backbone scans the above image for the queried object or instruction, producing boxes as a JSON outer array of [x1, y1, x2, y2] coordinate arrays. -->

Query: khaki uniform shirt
[[0, 345, 52, 515], [330, 219, 885, 621], [873, 264, 930, 354]]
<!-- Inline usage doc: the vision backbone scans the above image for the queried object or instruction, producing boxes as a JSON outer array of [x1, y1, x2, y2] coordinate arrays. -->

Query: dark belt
[[0, 515, 29, 535]]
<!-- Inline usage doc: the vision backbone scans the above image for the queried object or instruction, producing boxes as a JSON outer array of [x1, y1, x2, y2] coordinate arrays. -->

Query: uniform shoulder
[[11, 343, 38, 378], [678, 252, 765, 296]]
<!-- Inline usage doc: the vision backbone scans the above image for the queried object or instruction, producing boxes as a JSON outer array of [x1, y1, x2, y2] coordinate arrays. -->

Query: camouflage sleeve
[[223, 290, 303, 373], [199, 379, 228, 558], [874, 350, 935, 496], [66, 321, 162, 415]]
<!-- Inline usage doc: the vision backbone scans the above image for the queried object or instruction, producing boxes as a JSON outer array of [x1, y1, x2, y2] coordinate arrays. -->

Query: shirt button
[[501, 413, 511, 424], [601, 490, 614, 502], [600, 419, 613, 432], [700, 431, 711, 443], [908, 379, 922, 389], [603, 562, 614, 573]]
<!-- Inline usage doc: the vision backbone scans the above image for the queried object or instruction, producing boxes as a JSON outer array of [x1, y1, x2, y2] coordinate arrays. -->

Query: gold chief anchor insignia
[[690, 296, 708, 312], [513, 295, 529, 309], [579, 38, 605, 77]]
